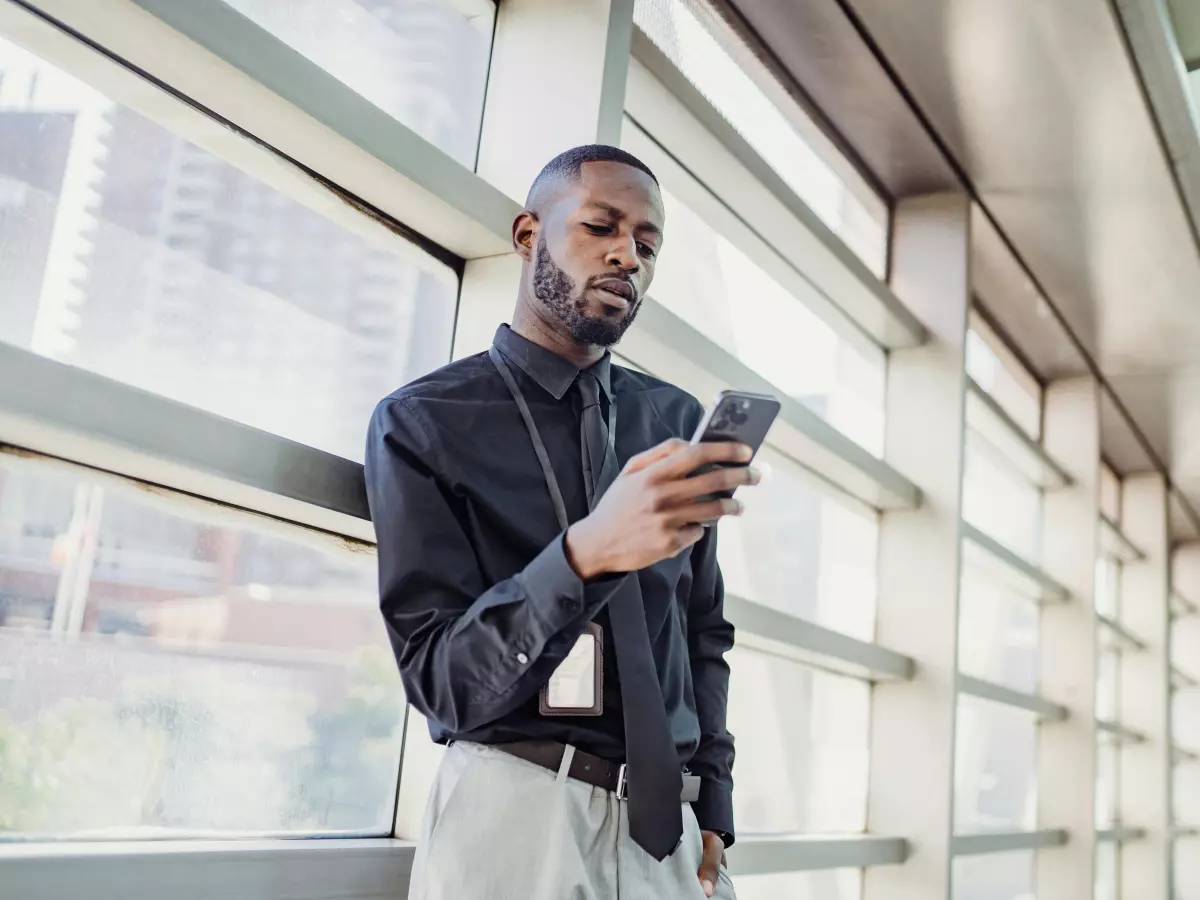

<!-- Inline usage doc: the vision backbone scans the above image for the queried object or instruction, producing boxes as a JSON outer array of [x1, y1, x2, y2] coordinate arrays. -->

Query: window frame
[[625, 39, 925, 350]]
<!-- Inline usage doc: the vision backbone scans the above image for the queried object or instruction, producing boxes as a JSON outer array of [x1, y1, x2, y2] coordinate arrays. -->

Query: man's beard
[[533, 235, 639, 347]]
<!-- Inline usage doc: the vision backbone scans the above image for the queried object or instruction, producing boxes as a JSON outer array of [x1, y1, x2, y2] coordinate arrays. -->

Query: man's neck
[[511, 304, 604, 370]]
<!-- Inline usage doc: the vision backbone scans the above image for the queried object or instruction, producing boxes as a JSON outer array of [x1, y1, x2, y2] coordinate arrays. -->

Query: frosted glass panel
[[955, 696, 1037, 833], [962, 433, 1042, 562], [958, 571, 1039, 694], [736, 868, 861, 900], [719, 448, 878, 641], [726, 647, 869, 834], [953, 850, 1034, 900]]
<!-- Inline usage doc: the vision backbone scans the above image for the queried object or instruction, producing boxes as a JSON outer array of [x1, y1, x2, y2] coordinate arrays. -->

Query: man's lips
[[592, 279, 636, 307]]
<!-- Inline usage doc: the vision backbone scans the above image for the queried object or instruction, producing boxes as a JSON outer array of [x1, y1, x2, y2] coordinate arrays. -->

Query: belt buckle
[[615, 764, 628, 800]]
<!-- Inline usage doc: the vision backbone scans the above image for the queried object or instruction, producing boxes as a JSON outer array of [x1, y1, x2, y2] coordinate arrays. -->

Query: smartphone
[[688, 390, 781, 500]]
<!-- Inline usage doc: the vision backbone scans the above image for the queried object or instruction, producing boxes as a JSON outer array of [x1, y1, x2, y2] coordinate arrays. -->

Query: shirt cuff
[[520, 532, 624, 624], [693, 780, 735, 846]]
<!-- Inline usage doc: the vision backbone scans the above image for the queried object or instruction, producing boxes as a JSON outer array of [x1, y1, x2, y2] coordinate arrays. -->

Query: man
[[365, 145, 757, 899]]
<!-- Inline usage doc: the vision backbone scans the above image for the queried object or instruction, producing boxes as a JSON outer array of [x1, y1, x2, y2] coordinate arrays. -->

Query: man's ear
[[513, 211, 538, 261]]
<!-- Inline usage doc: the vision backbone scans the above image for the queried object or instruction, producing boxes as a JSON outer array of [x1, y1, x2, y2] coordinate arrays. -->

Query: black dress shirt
[[365, 325, 736, 840]]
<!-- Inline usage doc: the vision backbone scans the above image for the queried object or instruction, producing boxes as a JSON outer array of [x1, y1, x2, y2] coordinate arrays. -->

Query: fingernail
[[747, 465, 761, 482], [702, 880, 715, 897], [738, 445, 753, 461], [732, 500, 745, 515]]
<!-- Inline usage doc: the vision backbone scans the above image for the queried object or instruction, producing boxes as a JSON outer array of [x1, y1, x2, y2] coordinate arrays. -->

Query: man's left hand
[[698, 830, 727, 898]]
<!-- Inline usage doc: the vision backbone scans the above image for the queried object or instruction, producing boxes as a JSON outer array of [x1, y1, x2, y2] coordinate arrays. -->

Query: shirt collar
[[493, 324, 612, 401]]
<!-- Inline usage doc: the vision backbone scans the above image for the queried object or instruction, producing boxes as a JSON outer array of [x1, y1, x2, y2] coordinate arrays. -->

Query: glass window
[[0, 451, 404, 839], [1174, 736, 1200, 825], [958, 572, 1039, 695], [397, 651, 874, 842], [1100, 464, 1121, 522], [646, 185, 886, 454], [952, 849, 1035, 900], [1097, 649, 1120, 722], [0, 37, 458, 462], [966, 311, 1042, 440], [1096, 737, 1118, 829], [736, 869, 861, 900], [1095, 840, 1118, 900], [218, 0, 494, 167], [726, 647, 869, 834], [1175, 843, 1200, 900], [1175, 688, 1200, 754], [1096, 557, 1121, 617], [954, 696, 1037, 833], [393, 708, 444, 840], [719, 447, 879, 642], [633, 0, 888, 273], [962, 433, 1043, 562]]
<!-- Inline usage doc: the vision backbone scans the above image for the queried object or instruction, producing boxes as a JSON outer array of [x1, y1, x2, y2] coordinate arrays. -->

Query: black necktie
[[577, 372, 683, 861]]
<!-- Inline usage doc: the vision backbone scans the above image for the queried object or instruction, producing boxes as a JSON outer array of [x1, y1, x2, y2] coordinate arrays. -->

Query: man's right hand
[[564, 438, 760, 580]]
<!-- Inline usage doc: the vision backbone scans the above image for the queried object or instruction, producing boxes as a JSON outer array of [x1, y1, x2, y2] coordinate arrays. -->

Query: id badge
[[539, 623, 603, 717]]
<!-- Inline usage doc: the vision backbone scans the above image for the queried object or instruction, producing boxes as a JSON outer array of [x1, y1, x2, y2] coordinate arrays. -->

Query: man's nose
[[606, 236, 640, 273]]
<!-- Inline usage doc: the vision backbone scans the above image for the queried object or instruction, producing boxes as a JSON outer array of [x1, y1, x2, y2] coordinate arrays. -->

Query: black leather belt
[[496, 740, 701, 802]]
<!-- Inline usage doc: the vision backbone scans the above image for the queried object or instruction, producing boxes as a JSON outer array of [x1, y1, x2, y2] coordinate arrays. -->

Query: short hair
[[526, 145, 658, 206]]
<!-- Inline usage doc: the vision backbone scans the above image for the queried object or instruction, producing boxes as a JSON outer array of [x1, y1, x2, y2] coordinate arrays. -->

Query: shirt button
[[516, 652, 529, 665]]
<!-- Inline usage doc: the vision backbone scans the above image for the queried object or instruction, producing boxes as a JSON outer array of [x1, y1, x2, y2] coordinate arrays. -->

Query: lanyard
[[488, 345, 618, 532]]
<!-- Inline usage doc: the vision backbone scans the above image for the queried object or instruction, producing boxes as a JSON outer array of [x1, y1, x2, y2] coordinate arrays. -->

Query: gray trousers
[[408, 741, 738, 900]]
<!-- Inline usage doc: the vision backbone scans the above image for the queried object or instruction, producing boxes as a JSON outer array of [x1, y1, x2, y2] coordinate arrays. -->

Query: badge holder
[[539, 622, 604, 716]]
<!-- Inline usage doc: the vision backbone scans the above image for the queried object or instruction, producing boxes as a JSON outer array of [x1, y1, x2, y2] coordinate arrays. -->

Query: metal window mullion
[[1096, 718, 1148, 744], [956, 673, 1068, 721], [727, 834, 908, 874], [960, 521, 1075, 603], [1096, 613, 1148, 651], [1173, 744, 1200, 764], [0, 839, 416, 900], [1100, 514, 1146, 562], [0, 342, 373, 539], [1171, 666, 1199, 690], [726, 594, 914, 682], [950, 829, 1068, 856], [1095, 826, 1147, 843], [965, 378, 1071, 489], [1171, 590, 1199, 617]]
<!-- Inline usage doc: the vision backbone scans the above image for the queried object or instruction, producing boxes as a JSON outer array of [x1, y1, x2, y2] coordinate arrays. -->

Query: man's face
[[528, 161, 665, 346]]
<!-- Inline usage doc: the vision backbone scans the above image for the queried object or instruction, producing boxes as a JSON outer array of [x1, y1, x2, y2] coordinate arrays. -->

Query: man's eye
[[637, 243, 656, 259], [584, 223, 613, 234]]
